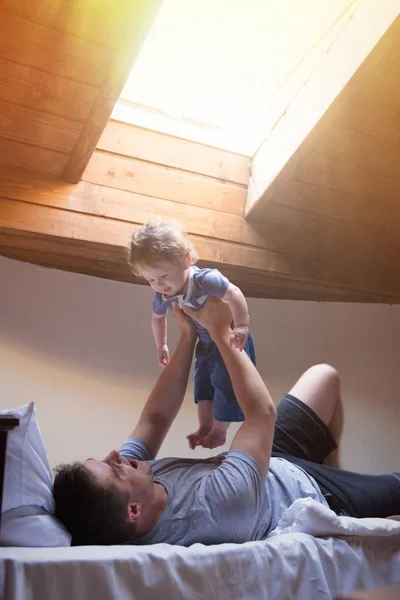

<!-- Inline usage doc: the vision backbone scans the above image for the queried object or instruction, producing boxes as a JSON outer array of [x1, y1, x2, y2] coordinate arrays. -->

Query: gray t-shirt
[[119, 438, 329, 546]]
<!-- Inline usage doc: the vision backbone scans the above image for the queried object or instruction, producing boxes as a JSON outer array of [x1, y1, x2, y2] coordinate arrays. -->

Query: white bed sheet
[[1, 499, 400, 600]]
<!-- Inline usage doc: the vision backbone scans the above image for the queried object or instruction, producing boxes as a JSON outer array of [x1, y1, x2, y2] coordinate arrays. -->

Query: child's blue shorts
[[193, 332, 256, 422]]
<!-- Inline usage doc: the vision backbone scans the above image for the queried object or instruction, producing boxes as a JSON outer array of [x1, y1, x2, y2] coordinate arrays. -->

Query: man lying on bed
[[53, 298, 400, 546]]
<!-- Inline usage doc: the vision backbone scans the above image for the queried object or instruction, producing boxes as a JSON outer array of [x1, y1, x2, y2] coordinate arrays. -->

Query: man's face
[[84, 450, 154, 505]]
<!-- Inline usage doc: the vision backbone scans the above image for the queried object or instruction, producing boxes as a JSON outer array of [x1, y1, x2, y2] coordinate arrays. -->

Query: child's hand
[[230, 326, 249, 351], [157, 344, 170, 367]]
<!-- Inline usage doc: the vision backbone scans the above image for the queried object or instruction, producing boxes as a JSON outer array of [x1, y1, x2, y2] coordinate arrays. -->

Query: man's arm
[[184, 298, 276, 477], [129, 304, 196, 457]]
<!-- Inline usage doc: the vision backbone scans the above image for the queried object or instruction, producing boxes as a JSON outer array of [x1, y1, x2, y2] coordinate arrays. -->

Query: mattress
[[1, 499, 400, 600]]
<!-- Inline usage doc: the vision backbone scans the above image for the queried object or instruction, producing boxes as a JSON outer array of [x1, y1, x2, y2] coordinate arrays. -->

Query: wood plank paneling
[[252, 202, 400, 295], [0, 196, 131, 246], [0, 166, 277, 253], [0, 7, 398, 303], [245, 12, 400, 302], [359, 58, 400, 111], [0, 230, 122, 265], [2, 191, 400, 301], [0, 58, 98, 122], [294, 151, 400, 206], [246, 4, 400, 218], [1, 232, 398, 303], [0, 198, 289, 276], [0, 244, 131, 284], [326, 82, 400, 146], [0, 100, 81, 153], [0, 139, 67, 175], [0, 12, 111, 86], [63, 0, 163, 182], [97, 121, 250, 185], [15, 162, 399, 270], [310, 122, 400, 180], [277, 179, 400, 236], [83, 152, 247, 216], [2, 0, 132, 48], [0, 165, 246, 246], [219, 264, 398, 303]]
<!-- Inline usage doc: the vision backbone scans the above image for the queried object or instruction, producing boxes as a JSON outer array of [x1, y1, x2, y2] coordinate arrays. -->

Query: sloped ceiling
[[0, 3, 399, 302], [0, 0, 162, 180], [246, 14, 400, 301]]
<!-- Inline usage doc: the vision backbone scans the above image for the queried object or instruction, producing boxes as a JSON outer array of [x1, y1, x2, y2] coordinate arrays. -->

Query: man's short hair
[[53, 462, 137, 545]]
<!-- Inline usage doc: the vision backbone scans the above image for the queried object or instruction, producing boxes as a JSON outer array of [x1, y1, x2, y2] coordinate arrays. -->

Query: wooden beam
[[218, 263, 400, 303], [2, 232, 398, 303], [2, 193, 400, 302], [2, 165, 400, 301], [0, 198, 288, 276], [63, 0, 163, 183]]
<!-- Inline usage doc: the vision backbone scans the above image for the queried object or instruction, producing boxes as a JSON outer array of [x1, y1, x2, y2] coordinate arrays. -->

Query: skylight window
[[112, 0, 357, 155]]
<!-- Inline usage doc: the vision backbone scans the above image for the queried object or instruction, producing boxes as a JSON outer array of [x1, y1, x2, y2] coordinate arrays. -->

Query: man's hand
[[157, 344, 170, 367], [182, 296, 232, 339], [230, 325, 249, 351]]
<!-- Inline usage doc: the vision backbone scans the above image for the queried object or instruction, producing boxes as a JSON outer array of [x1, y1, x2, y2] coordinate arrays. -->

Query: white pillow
[[0, 506, 71, 547], [0, 403, 71, 547]]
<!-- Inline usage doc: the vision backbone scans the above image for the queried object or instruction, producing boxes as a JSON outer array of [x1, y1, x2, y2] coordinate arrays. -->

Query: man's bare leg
[[288, 364, 343, 468]]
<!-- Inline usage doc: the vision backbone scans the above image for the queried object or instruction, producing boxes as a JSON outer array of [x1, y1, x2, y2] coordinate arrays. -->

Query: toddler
[[128, 221, 256, 450]]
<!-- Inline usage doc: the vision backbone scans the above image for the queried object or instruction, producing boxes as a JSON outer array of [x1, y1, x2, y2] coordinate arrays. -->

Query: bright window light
[[113, 0, 357, 156]]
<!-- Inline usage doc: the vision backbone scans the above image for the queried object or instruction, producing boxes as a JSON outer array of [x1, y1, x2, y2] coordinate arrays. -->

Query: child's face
[[139, 259, 190, 298]]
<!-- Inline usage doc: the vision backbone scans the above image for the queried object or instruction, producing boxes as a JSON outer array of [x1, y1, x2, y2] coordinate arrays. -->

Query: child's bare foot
[[201, 428, 227, 449], [187, 427, 211, 449]]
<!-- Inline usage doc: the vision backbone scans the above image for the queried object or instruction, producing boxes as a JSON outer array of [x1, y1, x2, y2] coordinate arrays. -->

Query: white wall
[[1, 256, 399, 474]]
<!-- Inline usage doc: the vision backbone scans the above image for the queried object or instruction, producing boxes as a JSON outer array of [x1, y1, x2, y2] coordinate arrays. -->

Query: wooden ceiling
[[246, 13, 400, 301], [0, 0, 162, 180], [0, 2, 399, 303]]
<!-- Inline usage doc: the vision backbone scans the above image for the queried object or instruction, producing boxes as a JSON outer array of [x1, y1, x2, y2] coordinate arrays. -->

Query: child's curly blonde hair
[[127, 221, 198, 276]]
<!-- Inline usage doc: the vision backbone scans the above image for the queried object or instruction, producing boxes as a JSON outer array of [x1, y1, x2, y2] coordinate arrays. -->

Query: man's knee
[[309, 363, 339, 377], [307, 364, 340, 390]]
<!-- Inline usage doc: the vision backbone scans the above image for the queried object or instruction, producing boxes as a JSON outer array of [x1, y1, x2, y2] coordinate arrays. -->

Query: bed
[[1, 403, 400, 600]]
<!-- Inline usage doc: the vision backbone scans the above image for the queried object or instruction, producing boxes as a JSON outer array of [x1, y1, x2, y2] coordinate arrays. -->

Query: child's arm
[[152, 311, 170, 367], [223, 283, 249, 351]]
